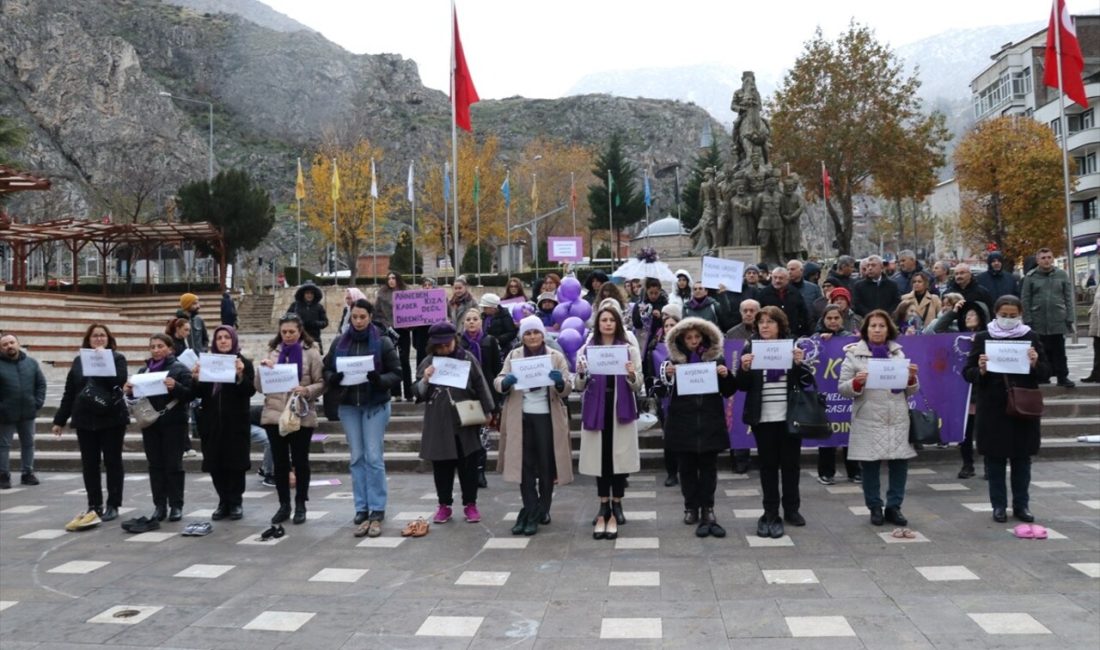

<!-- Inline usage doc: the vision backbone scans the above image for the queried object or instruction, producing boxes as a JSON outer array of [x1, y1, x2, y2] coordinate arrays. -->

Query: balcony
[[1066, 126, 1099, 155], [1075, 172, 1100, 196]]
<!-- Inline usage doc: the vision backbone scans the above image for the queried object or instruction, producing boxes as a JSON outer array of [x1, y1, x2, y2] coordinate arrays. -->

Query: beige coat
[[899, 291, 941, 327], [837, 339, 919, 461], [574, 340, 642, 476], [1089, 289, 1100, 337], [493, 347, 574, 485], [254, 344, 326, 428]]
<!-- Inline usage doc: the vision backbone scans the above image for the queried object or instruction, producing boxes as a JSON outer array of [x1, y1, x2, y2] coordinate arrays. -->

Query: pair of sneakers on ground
[[0, 471, 38, 489], [432, 503, 481, 524], [353, 510, 385, 538]]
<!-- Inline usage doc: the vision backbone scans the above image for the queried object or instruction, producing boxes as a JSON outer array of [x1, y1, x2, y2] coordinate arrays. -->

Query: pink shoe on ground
[[433, 504, 452, 523], [463, 503, 481, 523]]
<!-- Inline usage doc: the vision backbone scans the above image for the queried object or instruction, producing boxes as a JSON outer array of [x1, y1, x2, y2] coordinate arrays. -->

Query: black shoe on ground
[[784, 511, 806, 526], [664, 474, 679, 487], [1057, 378, 1076, 388], [611, 501, 626, 525], [293, 504, 307, 524], [870, 506, 884, 526], [511, 508, 528, 535], [884, 507, 907, 526], [684, 508, 699, 525], [695, 519, 711, 538], [992, 507, 1007, 523], [211, 506, 228, 521], [272, 503, 291, 524], [477, 470, 488, 489], [101, 506, 118, 522], [958, 465, 975, 479], [1013, 507, 1035, 523], [228, 505, 243, 520], [522, 508, 539, 536], [353, 511, 369, 525], [756, 514, 770, 537], [168, 507, 183, 522], [733, 461, 751, 475], [20, 472, 39, 486], [153, 506, 167, 522], [767, 516, 785, 539], [0, 472, 10, 489], [1081, 375, 1099, 383], [540, 512, 551, 525], [702, 507, 725, 538]]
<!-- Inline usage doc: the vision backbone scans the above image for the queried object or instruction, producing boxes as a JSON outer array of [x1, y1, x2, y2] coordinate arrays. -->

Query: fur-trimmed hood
[[665, 317, 724, 364]]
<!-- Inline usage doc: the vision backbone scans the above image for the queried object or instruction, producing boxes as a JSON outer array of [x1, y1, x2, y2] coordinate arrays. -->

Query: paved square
[[928, 482, 969, 491], [356, 536, 404, 548], [309, 568, 367, 583], [609, 571, 660, 586], [615, 537, 659, 549], [174, 564, 235, 579], [0, 601, 16, 612], [243, 610, 315, 632], [1070, 562, 1100, 578], [455, 570, 509, 586], [0, 505, 45, 514], [87, 605, 162, 625], [19, 529, 66, 539], [600, 617, 662, 639], [125, 531, 177, 543], [916, 565, 980, 581], [746, 535, 795, 547], [968, 612, 1051, 635], [786, 615, 856, 637], [762, 569, 818, 584], [48, 560, 109, 574], [482, 537, 528, 549], [415, 615, 483, 637]]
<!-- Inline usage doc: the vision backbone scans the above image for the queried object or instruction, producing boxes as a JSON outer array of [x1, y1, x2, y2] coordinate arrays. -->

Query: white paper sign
[[176, 348, 198, 369], [750, 339, 794, 370], [985, 341, 1031, 375], [511, 355, 555, 390], [429, 356, 472, 389], [585, 345, 629, 375], [700, 256, 745, 292], [336, 356, 376, 386], [259, 364, 300, 393], [675, 361, 719, 395], [130, 371, 169, 397], [79, 348, 115, 377], [198, 353, 237, 383], [866, 358, 910, 390]]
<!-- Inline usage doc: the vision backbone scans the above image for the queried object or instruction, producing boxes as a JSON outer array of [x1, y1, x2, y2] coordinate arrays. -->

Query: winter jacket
[[174, 308, 209, 352], [735, 338, 815, 426], [287, 282, 329, 343], [321, 325, 401, 409], [963, 330, 1050, 459], [657, 318, 736, 454], [255, 343, 326, 428], [891, 261, 925, 295], [898, 291, 942, 328], [0, 350, 46, 424], [414, 350, 496, 462], [826, 271, 853, 290], [756, 285, 811, 337], [852, 276, 901, 317], [196, 355, 256, 473], [133, 355, 194, 430], [447, 292, 478, 327], [220, 293, 238, 328], [667, 269, 693, 308], [975, 257, 1019, 299], [575, 339, 643, 476], [374, 287, 396, 329], [790, 278, 824, 320], [484, 310, 518, 350], [837, 339, 919, 461], [459, 333, 504, 408], [682, 295, 723, 326], [947, 279, 995, 323], [1089, 290, 1100, 338], [53, 352, 130, 431], [1020, 266, 1075, 335]]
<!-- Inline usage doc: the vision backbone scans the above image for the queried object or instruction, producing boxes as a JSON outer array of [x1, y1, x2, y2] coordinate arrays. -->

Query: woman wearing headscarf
[[337, 287, 368, 335], [193, 325, 255, 520]]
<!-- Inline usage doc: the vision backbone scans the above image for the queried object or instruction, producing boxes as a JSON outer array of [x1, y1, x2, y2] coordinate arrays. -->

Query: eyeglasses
[[279, 314, 302, 324]]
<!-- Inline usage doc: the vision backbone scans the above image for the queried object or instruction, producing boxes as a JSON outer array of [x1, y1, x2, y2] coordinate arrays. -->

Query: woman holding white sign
[[575, 303, 642, 540], [737, 306, 814, 539], [257, 314, 326, 526], [193, 326, 255, 521], [963, 296, 1050, 525], [322, 300, 401, 537], [375, 272, 414, 401], [658, 317, 736, 538], [494, 316, 573, 536], [459, 307, 503, 488], [123, 333, 193, 526], [416, 321, 496, 527], [838, 310, 920, 528]]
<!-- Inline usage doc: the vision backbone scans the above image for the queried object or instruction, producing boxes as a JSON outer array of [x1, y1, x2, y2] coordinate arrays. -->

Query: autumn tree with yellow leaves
[[954, 116, 1070, 266]]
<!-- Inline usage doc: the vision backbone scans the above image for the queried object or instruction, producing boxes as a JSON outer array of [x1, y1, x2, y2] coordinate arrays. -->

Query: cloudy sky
[[259, 0, 1083, 99]]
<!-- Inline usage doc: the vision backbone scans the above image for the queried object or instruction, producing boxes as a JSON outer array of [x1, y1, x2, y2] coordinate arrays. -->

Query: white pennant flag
[[370, 158, 378, 199], [407, 162, 415, 203]]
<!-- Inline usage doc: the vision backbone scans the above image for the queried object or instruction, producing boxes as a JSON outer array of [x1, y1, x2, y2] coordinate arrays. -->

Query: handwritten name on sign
[[130, 371, 169, 398], [700, 256, 745, 292], [510, 355, 555, 390], [336, 355, 376, 386], [259, 364, 300, 394], [198, 353, 237, 383], [429, 356, 472, 389], [393, 289, 448, 328], [79, 348, 115, 377], [584, 345, 629, 375], [985, 341, 1031, 375], [866, 358, 910, 390], [749, 339, 794, 370], [675, 361, 718, 396]]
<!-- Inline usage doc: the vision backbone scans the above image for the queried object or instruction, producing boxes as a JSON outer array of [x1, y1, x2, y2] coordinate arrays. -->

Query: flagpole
[[1052, 0, 1078, 343], [296, 156, 301, 279], [332, 156, 338, 276], [644, 169, 651, 247], [532, 172, 539, 273], [410, 162, 417, 285], [371, 158, 378, 283], [443, 162, 450, 275], [475, 165, 482, 286], [570, 171, 577, 237], [450, 0, 461, 280], [505, 170, 511, 274]]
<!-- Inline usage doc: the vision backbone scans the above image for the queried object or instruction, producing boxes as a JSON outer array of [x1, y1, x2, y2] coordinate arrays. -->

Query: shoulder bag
[[278, 394, 311, 436], [128, 396, 179, 429], [1004, 375, 1044, 419], [446, 388, 488, 427], [908, 391, 941, 445], [786, 374, 831, 439]]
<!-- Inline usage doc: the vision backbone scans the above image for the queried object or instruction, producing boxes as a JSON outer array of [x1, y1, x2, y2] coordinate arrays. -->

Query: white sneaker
[[816, 475, 836, 486]]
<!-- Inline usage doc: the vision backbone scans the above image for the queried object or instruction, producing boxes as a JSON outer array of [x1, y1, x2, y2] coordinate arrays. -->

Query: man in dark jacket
[[480, 292, 518, 350], [288, 282, 329, 353], [826, 255, 856, 290], [220, 290, 238, 328], [890, 250, 924, 295], [852, 255, 900, 317], [757, 267, 811, 336], [975, 251, 1019, 300], [788, 260, 823, 322], [0, 334, 46, 488], [947, 263, 994, 321], [176, 292, 209, 352]]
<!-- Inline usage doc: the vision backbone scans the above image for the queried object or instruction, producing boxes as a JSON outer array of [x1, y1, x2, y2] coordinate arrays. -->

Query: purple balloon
[[511, 303, 527, 322], [558, 277, 582, 302], [568, 299, 593, 322], [562, 316, 585, 333], [552, 302, 571, 325], [557, 327, 583, 353]]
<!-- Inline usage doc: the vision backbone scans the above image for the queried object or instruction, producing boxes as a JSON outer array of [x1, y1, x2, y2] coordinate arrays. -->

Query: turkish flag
[[821, 162, 832, 202], [1044, 0, 1089, 108], [452, 6, 480, 131]]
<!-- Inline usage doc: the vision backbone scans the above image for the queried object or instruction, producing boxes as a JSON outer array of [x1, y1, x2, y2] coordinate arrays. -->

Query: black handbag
[[78, 381, 122, 415], [786, 375, 832, 439], [908, 392, 941, 445]]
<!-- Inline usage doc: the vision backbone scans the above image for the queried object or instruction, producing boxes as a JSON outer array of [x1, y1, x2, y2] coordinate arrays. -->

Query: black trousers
[[960, 414, 976, 467], [433, 437, 479, 506], [392, 328, 413, 399], [143, 423, 186, 509], [1039, 334, 1068, 380], [678, 450, 718, 509], [265, 424, 313, 505], [1089, 337, 1100, 378], [76, 426, 125, 509], [817, 446, 860, 479], [597, 403, 627, 498], [754, 421, 801, 515], [520, 413, 555, 514], [211, 470, 246, 508]]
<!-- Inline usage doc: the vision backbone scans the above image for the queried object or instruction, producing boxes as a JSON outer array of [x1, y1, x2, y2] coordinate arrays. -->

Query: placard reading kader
[[392, 289, 448, 328], [336, 355, 376, 386]]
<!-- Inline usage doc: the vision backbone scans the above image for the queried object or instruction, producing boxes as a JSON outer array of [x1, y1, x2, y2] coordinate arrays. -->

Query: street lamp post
[[158, 91, 213, 183]]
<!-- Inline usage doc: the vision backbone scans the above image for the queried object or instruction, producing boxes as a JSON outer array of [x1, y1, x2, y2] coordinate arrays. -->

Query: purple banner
[[547, 236, 584, 262], [393, 289, 448, 328], [724, 333, 973, 449]]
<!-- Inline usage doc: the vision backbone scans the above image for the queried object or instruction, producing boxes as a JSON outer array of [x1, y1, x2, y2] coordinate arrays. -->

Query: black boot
[[684, 508, 699, 525], [0, 472, 11, 489], [293, 502, 307, 524], [477, 470, 488, 489], [884, 507, 907, 526], [511, 508, 528, 535], [152, 505, 167, 522], [611, 500, 626, 525], [271, 502, 291, 524], [869, 506, 884, 526]]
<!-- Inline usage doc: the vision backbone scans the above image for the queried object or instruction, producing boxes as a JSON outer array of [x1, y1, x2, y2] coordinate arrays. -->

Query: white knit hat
[[518, 315, 546, 338]]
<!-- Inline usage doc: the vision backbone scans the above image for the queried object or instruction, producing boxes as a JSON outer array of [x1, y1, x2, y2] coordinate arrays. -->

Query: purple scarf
[[278, 340, 304, 379], [868, 342, 891, 359], [463, 330, 484, 365], [483, 314, 494, 332], [688, 296, 708, 310], [987, 320, 1031, 339], [581, 344, 638, 429], [147, 357, 168, 372]]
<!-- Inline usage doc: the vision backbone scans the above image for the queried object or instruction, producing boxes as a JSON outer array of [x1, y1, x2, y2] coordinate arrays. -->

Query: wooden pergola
[[0, 218, 227, 293], [0, 165, 52, 195]]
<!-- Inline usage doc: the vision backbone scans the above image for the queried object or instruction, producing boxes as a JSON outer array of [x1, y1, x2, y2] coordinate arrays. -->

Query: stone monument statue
[[715, 168, 733, 249], [690, 166, 718, 254], [731, 71, 771, 167], [754, 173, 784, 266], [780, 173, 806, 260], [729, 175, 755, 247]]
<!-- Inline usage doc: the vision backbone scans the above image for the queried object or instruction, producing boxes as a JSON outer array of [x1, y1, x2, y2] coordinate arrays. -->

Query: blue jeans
[[0, 419, 35, 474], [249, 425, 273, 476], [987, 456, 1031, 510], [339, 403, 390, 514], [861, 459, 908, 509]]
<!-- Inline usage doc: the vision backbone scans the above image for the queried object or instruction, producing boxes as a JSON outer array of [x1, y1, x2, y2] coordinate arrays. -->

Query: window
[[1075, 153, 1097, 175], [1012, 68, 1032, 96], [1050, 118, 1062, 136], [1068, 109, 1095, 132], [1072, 198, 1097, 223]]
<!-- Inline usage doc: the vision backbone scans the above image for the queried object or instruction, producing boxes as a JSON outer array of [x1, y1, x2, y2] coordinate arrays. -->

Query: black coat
[[658, 318, 736, 454], [220, 294, 238, 327], [852, 276, 901, 317], [735, 339, 815, 426], [288, 283, 329, 342], [414, 350, 495, 462], [196, 355, 256, 473], [322, 326, 402, 408], [963, 331, 1050, 459], [949, 280, 995, 321], [756, 285, 811, 337], [485, 310, 518, 350], [54, 352, 130, 431], [459, 333, 503, 408], [134, 355, 194, 429]]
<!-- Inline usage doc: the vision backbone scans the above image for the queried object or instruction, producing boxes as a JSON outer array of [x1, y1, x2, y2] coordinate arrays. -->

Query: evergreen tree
[[390, 229, 423, 276], [0, 116, 25, 166], [586, 132, 645, 257], [177, 169, 275, 259], [460, 242, 493, 275], [680, 141, 723, 231]]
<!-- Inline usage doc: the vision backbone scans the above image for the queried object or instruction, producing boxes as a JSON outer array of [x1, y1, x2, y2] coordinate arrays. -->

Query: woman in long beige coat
[[897, 271, 941, 332], [255, 314, 325, 525], [494, 316, 573, 536], [575, 303, 642, 540], [838, 310, 920, 529]]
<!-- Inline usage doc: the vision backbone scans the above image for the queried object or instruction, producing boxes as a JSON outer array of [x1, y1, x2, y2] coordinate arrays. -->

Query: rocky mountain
[[163, 0, 313, 34], [0, 0, 720, 231]]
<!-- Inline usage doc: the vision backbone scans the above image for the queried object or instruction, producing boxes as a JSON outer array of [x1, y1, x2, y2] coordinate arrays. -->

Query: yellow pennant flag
[[331, 158, 341, 203], [295, 158, 305, 200], [531, 173, 538, 214]]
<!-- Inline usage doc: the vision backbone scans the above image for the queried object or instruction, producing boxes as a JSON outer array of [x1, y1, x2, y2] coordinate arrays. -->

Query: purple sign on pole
[[547, 236, 584, 262], [725, 333, 973, 449], [393, 289, 448, 328]]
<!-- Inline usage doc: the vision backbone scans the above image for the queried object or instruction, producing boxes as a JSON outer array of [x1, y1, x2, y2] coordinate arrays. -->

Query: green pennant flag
[[608, 174, 621, 207], [473, 169, 480, 203]]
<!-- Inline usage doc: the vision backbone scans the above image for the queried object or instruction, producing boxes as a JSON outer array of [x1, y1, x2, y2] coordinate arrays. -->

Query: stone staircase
[[235, 294, 275, 332]]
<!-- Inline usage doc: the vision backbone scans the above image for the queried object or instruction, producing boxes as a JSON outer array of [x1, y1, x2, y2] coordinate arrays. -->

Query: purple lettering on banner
[[393, 289, 448, 328], [725, 333, 974, 449]]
